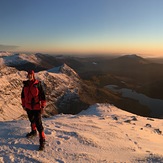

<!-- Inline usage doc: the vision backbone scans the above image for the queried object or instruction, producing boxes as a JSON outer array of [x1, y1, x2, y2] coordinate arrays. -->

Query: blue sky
[[0, 0, 163, 56]]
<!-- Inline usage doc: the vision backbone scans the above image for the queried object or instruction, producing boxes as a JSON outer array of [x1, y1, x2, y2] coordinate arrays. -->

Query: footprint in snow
[[58, 135, 70, 140], [45, 128, 56, 135], [147, 118, 154, 121], [55, 158, 65, 163], [57, 140, 61, 145], [154, 128, 162, 135], [111, 115, 118, 120], [145, 124, 152, 128], [55, 125, 61, 128], [56, 148, 63, 152]]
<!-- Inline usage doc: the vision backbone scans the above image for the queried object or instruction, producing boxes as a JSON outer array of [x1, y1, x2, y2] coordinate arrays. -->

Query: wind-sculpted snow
[[0, 67, 27, 120], [0, 104, 163, 162]]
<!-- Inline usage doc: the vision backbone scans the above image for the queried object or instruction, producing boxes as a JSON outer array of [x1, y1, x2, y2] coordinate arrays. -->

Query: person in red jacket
[[21, 70, 46, 150]]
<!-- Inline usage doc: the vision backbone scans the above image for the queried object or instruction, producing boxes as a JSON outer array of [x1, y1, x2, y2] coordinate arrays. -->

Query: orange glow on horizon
[[16, 42, 163, 57]]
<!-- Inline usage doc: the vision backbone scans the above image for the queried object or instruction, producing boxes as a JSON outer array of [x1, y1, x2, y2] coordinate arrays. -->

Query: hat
[[27, 70, 35, 77]]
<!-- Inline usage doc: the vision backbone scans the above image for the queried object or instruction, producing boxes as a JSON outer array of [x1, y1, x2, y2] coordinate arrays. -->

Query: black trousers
[[26, 109, 44, 133]]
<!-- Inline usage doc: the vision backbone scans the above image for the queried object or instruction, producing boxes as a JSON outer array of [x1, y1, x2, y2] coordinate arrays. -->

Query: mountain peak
[[59, 63, 79, 78], [125, 54, 139, 58], [120, 54, 143, 59], [48, 63, 79, 78], [115, 54, 149, 64]]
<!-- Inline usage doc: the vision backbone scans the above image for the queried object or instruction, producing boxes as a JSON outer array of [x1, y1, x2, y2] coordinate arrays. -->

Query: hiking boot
[[26, 130, 37, 138], [39, 139, 45, 151]]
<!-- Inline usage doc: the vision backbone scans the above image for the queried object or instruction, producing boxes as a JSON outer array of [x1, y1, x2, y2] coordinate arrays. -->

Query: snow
[[0, 51, 13, 57], [0, 53, 40, 67], [19, 53, 40, 64], [0, 104, 163, 162], [0, 58, 4, 66], [0, 51, 13, 66], [0, 65, 80, 121], [92, 62, 97, 65]]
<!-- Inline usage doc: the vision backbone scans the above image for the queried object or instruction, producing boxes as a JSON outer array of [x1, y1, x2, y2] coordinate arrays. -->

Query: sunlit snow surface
[[0, 104, 163, 163]]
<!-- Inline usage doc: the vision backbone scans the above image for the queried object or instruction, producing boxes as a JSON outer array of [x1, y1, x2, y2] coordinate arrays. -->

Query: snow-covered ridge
[[0, 104, 163, 162], [0, 51, 13, 67], [18, 53, 42, 64], [48, 63, 79, 78], [0, 53, 42, 67], [0, 64, 80, 121], [0, 51, 13, 57]]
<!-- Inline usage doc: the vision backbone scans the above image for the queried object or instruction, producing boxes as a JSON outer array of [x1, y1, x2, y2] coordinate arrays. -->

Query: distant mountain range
[[1, 52, 163, 118], [0, 57, 116, 120]]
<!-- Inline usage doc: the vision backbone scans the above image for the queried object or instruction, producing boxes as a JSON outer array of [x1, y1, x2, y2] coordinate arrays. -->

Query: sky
[[0, 0, 163, 57]]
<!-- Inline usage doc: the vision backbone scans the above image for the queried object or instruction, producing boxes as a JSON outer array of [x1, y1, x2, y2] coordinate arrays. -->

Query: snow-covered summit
[[0, 103, 163, 162], [0, 51, 13, 57], [59, 63, 79, 78], [18, 53, 41, 64], [48, 63, 79, 78], [2, 53, 40, 66]]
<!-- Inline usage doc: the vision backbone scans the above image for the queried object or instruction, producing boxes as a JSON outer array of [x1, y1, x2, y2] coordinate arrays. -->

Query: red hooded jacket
[[21, 79, 46, 110]]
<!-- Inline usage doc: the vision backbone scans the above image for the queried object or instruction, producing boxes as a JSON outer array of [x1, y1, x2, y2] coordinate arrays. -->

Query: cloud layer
[[0, 44, 19, 51]]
